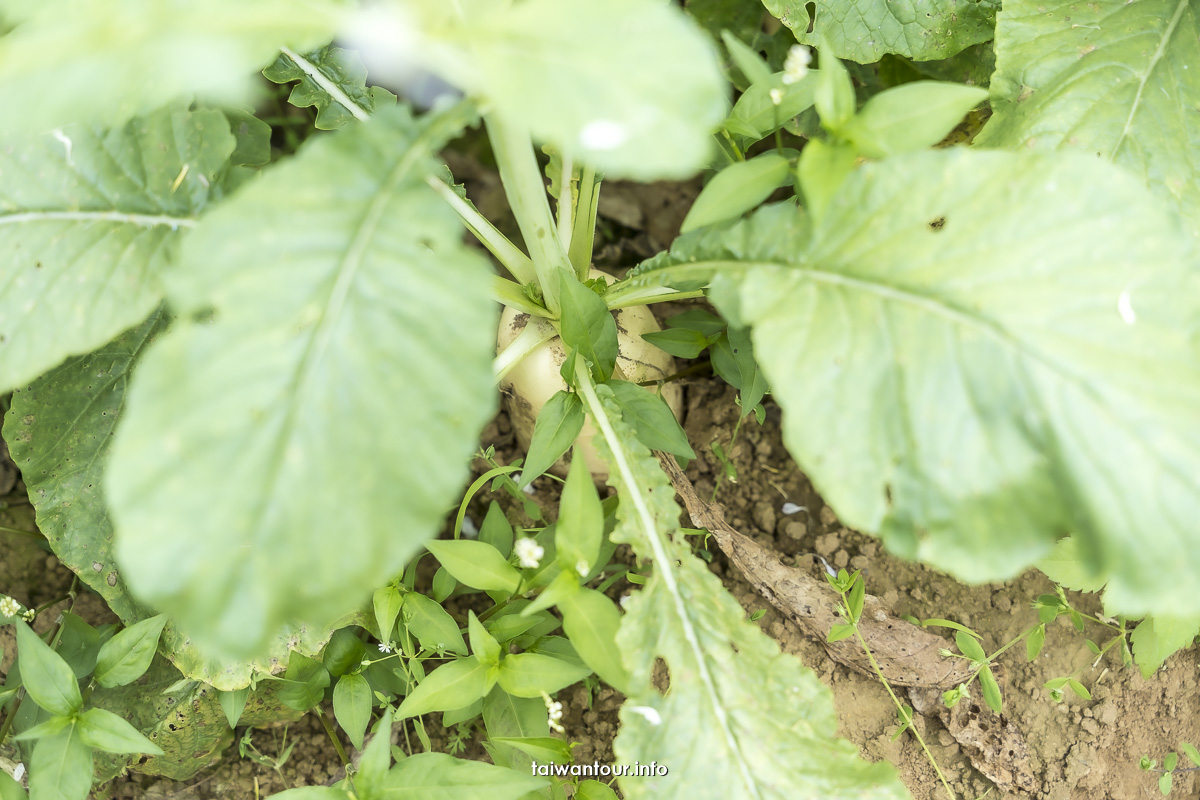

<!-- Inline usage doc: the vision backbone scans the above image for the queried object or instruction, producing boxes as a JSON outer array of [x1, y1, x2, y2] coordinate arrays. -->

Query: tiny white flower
[[781, 502, 806, 516], [460, 515, 479, 538], [542, 691, 565, 733], [515, 537, 545, 569], [0, 596, 20, 618], [769, 88, 784, 106], [576, 560, 590, 577], [378, 641, 393, 654], [782, 45, 812, 85], [12, 762, 24, 782]]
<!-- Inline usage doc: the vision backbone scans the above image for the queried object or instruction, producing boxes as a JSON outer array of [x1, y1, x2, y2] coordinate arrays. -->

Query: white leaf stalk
[[573, 359, 762, 799]]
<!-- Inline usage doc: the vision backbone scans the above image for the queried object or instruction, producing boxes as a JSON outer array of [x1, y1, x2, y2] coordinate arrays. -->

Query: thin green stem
[[568, 165, 601, 277], [494, 319, 558, 383], [839, 586, 956, 800], [317, 709, 352, 768], [426, 176, 537, 284], [491, 275, 549, 318], [606, 287, 707, 310], [0, 524, 41, 539], [484, 114, 573, 314]]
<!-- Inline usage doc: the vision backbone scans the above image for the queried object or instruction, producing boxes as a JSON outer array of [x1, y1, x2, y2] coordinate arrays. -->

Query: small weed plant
[[0, 0, 1198, 798]]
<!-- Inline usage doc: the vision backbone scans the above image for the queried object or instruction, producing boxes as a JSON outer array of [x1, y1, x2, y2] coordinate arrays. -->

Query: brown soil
[[2, 164, 1195, 798], [3, 377, 1196, 799]]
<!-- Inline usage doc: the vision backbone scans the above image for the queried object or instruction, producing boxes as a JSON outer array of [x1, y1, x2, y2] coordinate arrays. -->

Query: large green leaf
[[106, 108, 497, 657], [651, 149, 1200, 618], [4, 312, 165, 621], [362, 0, 726, 179], [3, 311, 333, 688], [977, 0, 1200, 239], [576, 375, 906, 799], [89, 655, 306, 781], [761, 0, 998, 62], [0, 0, 341, 135], [0, 106, 234, 392]]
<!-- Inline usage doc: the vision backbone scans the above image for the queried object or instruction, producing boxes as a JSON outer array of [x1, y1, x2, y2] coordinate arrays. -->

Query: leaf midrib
[[1110, 0, 1189, 159]]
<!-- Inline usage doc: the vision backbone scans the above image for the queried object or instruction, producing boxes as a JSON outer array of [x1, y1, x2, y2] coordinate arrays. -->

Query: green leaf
[[842, 82, 988, 157], [0, 772, 26, 800], [603, 380, 695, 460], [4, 313, 317, 688], [1026, 624, 1046, 662], [814, 45, 855, 132], [14, 622, 81, 716], [276, 652, 332, 712], [426, 541, 522, 595], [88, 655, 305, 781], [725, 71, 819, 145], [826, 623, 856, 643], [497, 654, 591, 699], [556, 450, 605, 575], [218, 688, 249, 729], [558, 588, 631, 695], [682, 153, 792, 233], [846, 575, 865, 623], [1131, 615, 1200, 679], [1160, 772, 1172, 796], [576, 375, 906, 798], [478, 503, 515, 559], [697, 149, 1200, 616], [519, 392, 585, 487], [30, 724, 92, 800], [558, 272, 618, 383], [264, 44, 396, 130], [1036, 537, 1108, 594], [322, 628, 367, 678], [106, 108, 497, 657], [333, 673, 372, 750], [3, 310, 162, 612], [488, 737, 572, 766], [402, 593, 468, 657], [955, 631, 986, 663], [268, 789, 348, 800], [482, 686, 549, 772], [55, 613, 100, 680], [0, 1, 341, 134], [978, 666, 1003, 714], [355, 708, 394, 797], [468, 612, 502, 668], [389, 0, 725, 180], [1067, 679, 1091, 701], [396, 659, 491, 720], [382, 752, 544, 799], [13, 715, 74, 742], [0, 105, 233, 393], [76, 707, 163, 756], [94, 615, 166, 688], [978, 0, 1200, 239], [640, 329, 710, 360], [1180, 742, 1200, 768], [576, 780, 619, 800], [373, 587, 405, 644], [762, 0, 998, 62], [796, 139, 858, 222], [720, 31, 773, 88], [709, 328, 768, 417]]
